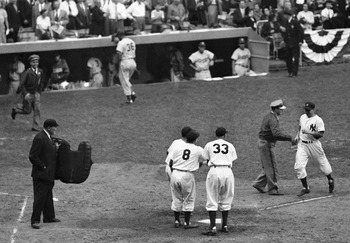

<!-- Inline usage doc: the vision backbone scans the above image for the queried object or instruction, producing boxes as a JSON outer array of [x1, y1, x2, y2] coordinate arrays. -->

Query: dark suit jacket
[[281, 17, 304, 48], [19, 68, 44, 95], [17, 0, 32, 27], [29, 130, 57, 182], [90, 6, 105, 36], [5, 3, 21, 31], [76, 2, 91, 28], [32, 2, 51, 29], [233, 7, 248, 27]]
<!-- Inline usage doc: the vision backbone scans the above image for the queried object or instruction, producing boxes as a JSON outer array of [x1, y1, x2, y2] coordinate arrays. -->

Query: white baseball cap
[[270, 99, 286, 109]]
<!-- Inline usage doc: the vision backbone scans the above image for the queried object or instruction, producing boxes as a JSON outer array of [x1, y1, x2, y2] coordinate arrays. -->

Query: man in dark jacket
[[280, 9, 304, 77], [5, 0, 22, 42], [11, 54, 44, 131], [29, 119, 60, 229], [252, 100, 297, 195]]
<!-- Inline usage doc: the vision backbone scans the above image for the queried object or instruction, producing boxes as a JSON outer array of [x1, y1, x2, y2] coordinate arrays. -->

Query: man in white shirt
[[231, 38, 255, 77], [297, 3, 314, 30], [60, 0, 79, 29], [126, 0, 146, 33], [36, 9, 52, 39], [321, 0, 334, 29], [166, 130, 205, 229], [189, 42, 215, 80]]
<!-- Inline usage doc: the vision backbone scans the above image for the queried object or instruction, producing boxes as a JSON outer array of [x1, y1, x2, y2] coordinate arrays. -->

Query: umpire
[[252, 100, 296, 195]]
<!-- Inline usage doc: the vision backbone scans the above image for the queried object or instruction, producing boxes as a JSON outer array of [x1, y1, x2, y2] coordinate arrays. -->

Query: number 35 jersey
[[116, 38, 136, 60], [166, 143, 205, 172], [204, 139, 237, 167]]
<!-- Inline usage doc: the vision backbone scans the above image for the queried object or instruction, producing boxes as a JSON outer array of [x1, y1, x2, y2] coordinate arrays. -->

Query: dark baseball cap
[[216, 127, 228, 137], [186, 130, 200, 143], [181, 126, 192, 137], [43, 119, 59, 128], [198, 42, 206, 47], [304, 102, 315, 111]]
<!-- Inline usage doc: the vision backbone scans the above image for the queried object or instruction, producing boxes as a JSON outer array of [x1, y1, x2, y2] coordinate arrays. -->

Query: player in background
[[188, 42, 215, 80], [294, 102, 334, 196], [114, 31, 137, 104], [202, 127, 237, 236], [166, 130, 205, 229], [165, 126, 192, 181]]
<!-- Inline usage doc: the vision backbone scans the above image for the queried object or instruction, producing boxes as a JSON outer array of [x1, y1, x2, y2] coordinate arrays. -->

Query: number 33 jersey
[[204, 139, 237, 167], [166, 143, 205, 172], [116, 38, 136, 60]]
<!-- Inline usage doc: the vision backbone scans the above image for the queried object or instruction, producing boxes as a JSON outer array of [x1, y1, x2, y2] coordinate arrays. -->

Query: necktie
[[55, 10, 59, 21], [115, 4, 118, 20]]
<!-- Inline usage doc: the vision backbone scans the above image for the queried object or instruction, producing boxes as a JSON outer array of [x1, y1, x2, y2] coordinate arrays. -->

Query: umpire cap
[[270, 99, 286, 109], [186, 130, 200, 143], [44, 119, 59, 128]]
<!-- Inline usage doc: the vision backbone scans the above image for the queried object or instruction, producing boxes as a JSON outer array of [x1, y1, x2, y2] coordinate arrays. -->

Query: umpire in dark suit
[[280, 9, 304, 78], [29, 119, 60, 229]]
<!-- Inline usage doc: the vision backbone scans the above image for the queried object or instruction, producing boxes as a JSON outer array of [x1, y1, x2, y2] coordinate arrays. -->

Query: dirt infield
[[1, 64, 350, 242]]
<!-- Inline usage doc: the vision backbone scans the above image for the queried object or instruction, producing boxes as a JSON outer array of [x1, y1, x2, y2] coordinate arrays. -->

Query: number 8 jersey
[[166, 143, 205, 172], [116, 37, 136, 60], [204, 139, 237, 167]]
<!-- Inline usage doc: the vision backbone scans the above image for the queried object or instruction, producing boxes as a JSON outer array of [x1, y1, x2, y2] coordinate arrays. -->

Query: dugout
[[0, 28, 269, 95]]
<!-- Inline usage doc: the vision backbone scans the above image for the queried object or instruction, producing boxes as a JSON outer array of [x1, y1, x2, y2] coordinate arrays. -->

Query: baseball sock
[[184, 212, 191, 225], [174, 211, 180, 222], [208, 211, 216, 229], [326, 174, 333, 181], [301, 177, 308, 189], [221, 211, 228, 227]]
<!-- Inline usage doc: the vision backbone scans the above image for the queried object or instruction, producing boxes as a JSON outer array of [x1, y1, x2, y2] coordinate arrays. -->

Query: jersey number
[[126, 43, 135, 51], [182, 149, 191, 160], [213, 144, 228, 154]]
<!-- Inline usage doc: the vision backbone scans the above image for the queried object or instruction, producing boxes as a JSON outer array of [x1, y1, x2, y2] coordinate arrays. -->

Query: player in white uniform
[[165, 126, 192, 181], [294, 102, 334, 196], [115, 32, 137, 104], [166, 130, 205, 229], [188, 42, 215, 80], [231, 38, 255, 77], [202, 127, 237, 236]]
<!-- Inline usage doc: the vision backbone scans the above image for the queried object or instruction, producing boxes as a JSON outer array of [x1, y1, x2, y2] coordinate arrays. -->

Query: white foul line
[[10, 196, 29, 243], [261, 195, 334, 211], [0, 192, 28, 198]]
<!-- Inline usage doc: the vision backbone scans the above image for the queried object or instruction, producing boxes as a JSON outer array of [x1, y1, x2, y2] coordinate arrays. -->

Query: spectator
[[49, 0, 69, 39], [261, 14, 280, 55], [115, 0, 127, 33], [295, 0, 305, 13], [102, 0, 117, 35], [260, 6, 271, 20], [8, 55, 25, 95], [5, 0, 21, 43], [127, 0, 146, 34], [346, 2, 350, 27], [315, 0, 325, 14], [231, 38, 255, 77], [89, 0, 105, 35], [76, 0, 91, 30], [17, 0, 32, 27], [0, 0, 9, 43], [87, 57, 103, 87], [297, 3, 314, 30], [150, 4, 164, 33], [306, 0, 316, 12], [189, 42, 215, 80], [36, 9, 52, 40], [207, 0, 222, 27], [60, 0, 79, 30], [187, 0, 207, 26], [106, 54, 117, 86], [169, 45, 185, 82], [167, 0, 186, 30], [261, 0, 278, 10], [276, 1, 293, 26], [321, 0, 334, 29], [49, 53, 70, 90], [32, 0, 51, 31], [253, 3, 262, 20], [233, 0, 248, 27], [245, 8, 257, 30], [144, 0, 152, 24]]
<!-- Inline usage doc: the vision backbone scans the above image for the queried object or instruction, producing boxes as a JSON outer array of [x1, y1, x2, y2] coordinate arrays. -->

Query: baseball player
[[202, 127, 237, 236], [114, 31, 137, 104], [231, 38, 256, 77], [165, 126, 192, 181], [166, 130, 205, 229], [294, 102, 334, 196], [188, 42, 215, 80]]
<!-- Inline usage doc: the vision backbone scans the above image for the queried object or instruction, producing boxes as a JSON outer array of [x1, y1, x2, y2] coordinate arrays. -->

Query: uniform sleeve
[[230, 144, 238, 162], [317, 117, 325, 132], [116, 42, 124, 53], [202, 143, 210, 161], [198, 147, 206, 163], [247, 49, 251, 58], [188, 53, 196, 63], [207, 50, 214, 60], [231, 49, 238, 60]]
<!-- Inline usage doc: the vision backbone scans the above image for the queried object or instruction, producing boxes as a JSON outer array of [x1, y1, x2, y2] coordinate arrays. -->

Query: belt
[[173, 168, 191, 172], [236, 64, 248, 68], [302, 140, 313, 144], [209, 165, 231, 168]]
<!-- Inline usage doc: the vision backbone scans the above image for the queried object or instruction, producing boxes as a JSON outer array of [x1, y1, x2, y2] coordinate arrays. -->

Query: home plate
[[198, 218, 222, 224]]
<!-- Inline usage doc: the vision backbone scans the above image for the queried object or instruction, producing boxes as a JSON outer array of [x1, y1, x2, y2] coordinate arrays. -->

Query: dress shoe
[[31, 222, 40, 229], [252, 185, 265, 193], [11, 108, 16, 120], [268, 190, 284, 196], [43, 218, 61, 223]]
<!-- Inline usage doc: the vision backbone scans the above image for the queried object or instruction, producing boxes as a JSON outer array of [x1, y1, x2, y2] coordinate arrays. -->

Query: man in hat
[[11, 54, 44, 131], [29, 119, 61, 229], [320, 0, 334, 29], [231, 38, 255, 77], [188, 42, 215, 80], [252, 99, 297, 195], [294, 102, 334, 196], [279, 9, 304, 78], [202, 127, 237, 236]]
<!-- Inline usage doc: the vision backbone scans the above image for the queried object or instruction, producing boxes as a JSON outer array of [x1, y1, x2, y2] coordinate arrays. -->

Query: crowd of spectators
[[1, 0, 350, 43]]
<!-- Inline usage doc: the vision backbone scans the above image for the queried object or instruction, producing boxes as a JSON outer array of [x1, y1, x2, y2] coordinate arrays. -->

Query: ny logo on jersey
[[309, 124, 317, 132]]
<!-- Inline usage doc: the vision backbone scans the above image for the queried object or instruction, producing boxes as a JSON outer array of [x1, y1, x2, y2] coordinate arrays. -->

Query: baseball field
[[1, 63, 350, 243]]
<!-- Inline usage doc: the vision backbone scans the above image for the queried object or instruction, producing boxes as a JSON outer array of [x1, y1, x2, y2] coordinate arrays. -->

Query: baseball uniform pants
[[195, 70, 211, 80], [294, 140, 332, 179], [165, 165, 172, 181], [234, 65, 256, 77], [253, 139, 279, 192], [14, 92, 41, 130], [119, 59, 136, 96], [170, 170, 196, 212], [206, 167, 234, 211]]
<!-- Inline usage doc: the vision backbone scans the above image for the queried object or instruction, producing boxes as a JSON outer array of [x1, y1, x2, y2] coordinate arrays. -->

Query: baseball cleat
[[174, 220, 182, 228], [328, 179, 334, 193], [183, 223, 199, 229], [220, 226, 229, 233], [297, 187, 310, 196], [11, 108, 16, 120], [131, 92, 137, 102], [202, 226, 217, 236], [268, 190, 284, 196], [252, 185, 265, 193]]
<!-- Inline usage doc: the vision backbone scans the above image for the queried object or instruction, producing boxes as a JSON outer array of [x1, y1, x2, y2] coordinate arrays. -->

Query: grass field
[[1, 64, 350, 242]]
